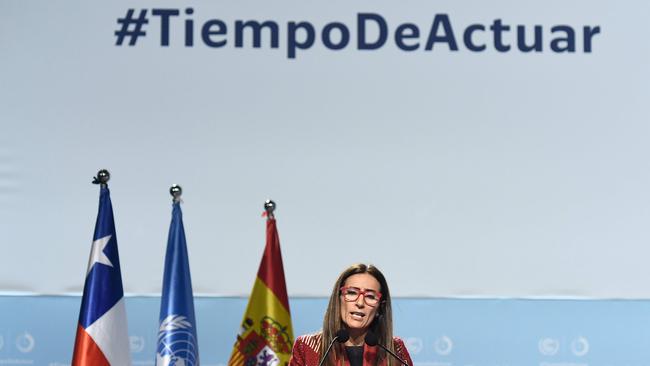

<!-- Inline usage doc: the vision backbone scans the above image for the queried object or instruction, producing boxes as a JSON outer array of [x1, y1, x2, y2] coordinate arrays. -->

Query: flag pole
[[170, 184, 182, 203], [92, 169, 110, 187], [264, 199, 276, 219]]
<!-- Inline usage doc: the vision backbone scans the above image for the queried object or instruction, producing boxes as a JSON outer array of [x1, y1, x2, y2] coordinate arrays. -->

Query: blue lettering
[[395, 24, 420, 51], [185, 8, 194, 46], [322, 22, 350, 50], [287, 21, 315, 59], [583, 26, 600, 53], [550, 25, 575, 52], [425, 14, 458, 51], [152, 9, 180, 46], [463, 24, 485, 52], [235, 20, 279, 48], [517, 25, 542, 52], [201, 20, 227, 48], [358, 13, 388, 50], [490, 19, 510, 52]]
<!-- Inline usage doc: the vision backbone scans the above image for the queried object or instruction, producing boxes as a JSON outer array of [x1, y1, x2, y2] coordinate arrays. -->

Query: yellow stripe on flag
[[228, 277, 294, 366]]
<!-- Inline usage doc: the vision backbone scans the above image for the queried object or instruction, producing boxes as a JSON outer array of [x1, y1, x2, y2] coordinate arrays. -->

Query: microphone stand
[[318, 330, 349, 366], [375, 343, 410, 366]]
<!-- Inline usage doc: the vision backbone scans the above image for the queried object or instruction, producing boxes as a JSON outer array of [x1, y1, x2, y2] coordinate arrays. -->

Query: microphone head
[[364, 331, 379, 346], [335, 329, 350, 343]]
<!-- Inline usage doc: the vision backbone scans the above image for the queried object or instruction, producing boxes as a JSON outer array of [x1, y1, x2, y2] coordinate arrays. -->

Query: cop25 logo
[[434, 336, 453, 356], [16, 332, 35, 353], [538, 338, 559, 356], [538, 337, 589, 357], [571, 337, 589, 357], [404, 337, 423, 355], [130, 335, 145, 353]]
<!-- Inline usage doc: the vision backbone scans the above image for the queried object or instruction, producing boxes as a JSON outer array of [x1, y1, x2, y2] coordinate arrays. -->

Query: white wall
[[1, 0, 649, 297]]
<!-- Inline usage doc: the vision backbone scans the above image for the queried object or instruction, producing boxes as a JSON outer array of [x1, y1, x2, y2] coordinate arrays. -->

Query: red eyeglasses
[[340, 286, 382, 306]]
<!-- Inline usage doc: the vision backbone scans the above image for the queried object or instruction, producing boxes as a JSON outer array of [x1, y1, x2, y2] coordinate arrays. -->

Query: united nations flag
[[156, 197, 199, 366]]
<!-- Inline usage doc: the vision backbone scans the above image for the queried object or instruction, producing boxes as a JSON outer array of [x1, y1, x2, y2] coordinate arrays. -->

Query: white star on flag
[[87, 235, 114, 275]]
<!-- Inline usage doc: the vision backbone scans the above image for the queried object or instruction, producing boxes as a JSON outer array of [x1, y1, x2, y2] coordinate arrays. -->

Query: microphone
[[317, 329, 350, 366], [364, 332, 409, 366]]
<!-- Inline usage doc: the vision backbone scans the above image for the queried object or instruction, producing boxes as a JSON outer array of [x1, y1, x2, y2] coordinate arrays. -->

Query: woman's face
[[339, 273, 382, 333]]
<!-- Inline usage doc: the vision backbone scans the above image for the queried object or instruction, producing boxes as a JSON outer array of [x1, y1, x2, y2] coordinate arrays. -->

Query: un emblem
[[157, 315, 198, 366]]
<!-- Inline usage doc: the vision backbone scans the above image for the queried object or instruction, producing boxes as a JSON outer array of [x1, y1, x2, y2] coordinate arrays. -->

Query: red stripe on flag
[[257, 218, 290, 310], [71, 324, 110, 366]]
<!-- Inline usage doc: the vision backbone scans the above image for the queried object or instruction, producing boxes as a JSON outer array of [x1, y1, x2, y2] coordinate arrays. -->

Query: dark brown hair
[[320, 263, 394, 366]]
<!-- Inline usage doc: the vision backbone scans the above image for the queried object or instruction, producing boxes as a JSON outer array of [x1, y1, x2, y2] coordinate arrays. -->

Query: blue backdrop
[[1, 296, 649, 365]]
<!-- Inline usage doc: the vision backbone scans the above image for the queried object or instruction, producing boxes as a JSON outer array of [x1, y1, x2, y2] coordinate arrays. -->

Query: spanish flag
[[228, 215, 294, 366]]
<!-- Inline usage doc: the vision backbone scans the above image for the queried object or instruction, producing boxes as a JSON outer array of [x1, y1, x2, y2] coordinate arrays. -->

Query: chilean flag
[[72, 185, 132, 365]]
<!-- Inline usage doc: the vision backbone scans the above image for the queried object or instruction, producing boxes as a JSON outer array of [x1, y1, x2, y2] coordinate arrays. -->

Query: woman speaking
[[289, 264, 413, 366]]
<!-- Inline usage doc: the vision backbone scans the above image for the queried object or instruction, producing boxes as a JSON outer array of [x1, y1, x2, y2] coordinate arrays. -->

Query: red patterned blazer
[[289, 332, 413, 366]]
